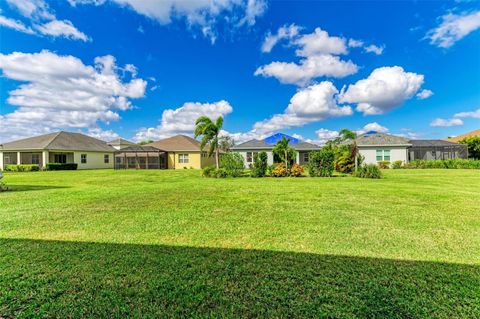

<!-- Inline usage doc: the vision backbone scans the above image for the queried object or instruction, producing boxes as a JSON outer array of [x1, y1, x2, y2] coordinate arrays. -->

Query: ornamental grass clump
[[354, 164, 382, 179]]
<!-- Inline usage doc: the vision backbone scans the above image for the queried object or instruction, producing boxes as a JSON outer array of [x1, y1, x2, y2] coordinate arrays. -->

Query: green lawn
[[1, 169, 479, 318]]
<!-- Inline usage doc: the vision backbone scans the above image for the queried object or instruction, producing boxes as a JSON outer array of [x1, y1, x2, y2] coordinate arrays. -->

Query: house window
[[104, 154, 109, 164], [31, 154, 40, 165], [376, 149, 391, 161], [246, 152, 253, 163], [178, 154, 189, 163], [4, 153, 16, 164], [81, 154, 87, 164], [54, 154, 67, 164], [303, 153, 309, 163]]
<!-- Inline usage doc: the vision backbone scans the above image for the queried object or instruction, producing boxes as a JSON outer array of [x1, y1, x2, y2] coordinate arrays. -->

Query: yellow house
[[147, 135, 215, 169]]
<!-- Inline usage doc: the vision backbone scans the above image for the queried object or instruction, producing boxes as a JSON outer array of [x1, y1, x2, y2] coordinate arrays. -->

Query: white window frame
[[178, 154, 189, 164], [81, 154, 87, 164], [376, 149, 391, 161], [104, 154, 109, 164]]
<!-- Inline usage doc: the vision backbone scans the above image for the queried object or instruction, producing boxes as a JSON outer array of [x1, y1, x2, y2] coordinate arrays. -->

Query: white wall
[[0, 152, 3, 171], [73, 151, 114, 169], [236, 150, 274, 167], [359, 146, 408, 165]]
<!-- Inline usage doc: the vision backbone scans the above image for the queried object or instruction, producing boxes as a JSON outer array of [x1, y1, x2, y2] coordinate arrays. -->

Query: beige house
[[148, 135, 215, 169], [0, 131, 115, 170]]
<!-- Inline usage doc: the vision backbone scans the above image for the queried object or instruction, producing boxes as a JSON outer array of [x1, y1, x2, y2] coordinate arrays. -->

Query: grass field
[[1, 169, 479, 318]]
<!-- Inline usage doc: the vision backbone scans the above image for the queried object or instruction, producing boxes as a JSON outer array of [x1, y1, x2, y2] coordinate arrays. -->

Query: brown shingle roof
[[147, 135, 203, 152], [0, 131, 116, 152], [446, 129, 480, 143]]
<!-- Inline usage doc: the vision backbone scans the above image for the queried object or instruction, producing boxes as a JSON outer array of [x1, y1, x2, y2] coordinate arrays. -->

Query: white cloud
[[134, 100, 233, 141], [35, 20, 90, 41], [427, 11, 480, 48], [313, 128, 339, 145], [4, 0, 89, 41], [294, 27, 348, 56], [430, 118, 464, 127], [70, 0, 267, 44], [254, 54, 358, 86], [454, 108, 480, 119], [0, 15, 35, 34], [416, 89, 434, 100], [356, 122, 389, 135], [348, 38, 364, 48], [86, 128, 120, 141], [261, 23, 301, 53], [0, 50, 146, 142], [339, 66, 424, 115], [364, 44, 384, 55], [252, 81, 353, 133]]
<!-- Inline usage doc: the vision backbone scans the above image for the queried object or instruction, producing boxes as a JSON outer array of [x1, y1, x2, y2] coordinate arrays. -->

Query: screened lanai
[[409, 140, 468, 160], [114, 146, 167, 169]]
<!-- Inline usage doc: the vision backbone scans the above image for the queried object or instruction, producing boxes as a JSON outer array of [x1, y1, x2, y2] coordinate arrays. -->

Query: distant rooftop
[[355, 132, 411, 146], [232, 133, 320, 151], [0, 131, 116, 152]]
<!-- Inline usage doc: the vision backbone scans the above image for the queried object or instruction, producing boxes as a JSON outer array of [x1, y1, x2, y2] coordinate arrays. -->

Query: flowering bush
[[271, 163, 288, 177], [290, 164, 304, 177]]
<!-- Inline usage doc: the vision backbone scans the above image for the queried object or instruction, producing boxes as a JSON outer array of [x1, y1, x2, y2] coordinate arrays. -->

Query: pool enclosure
[[408, 140, 468, 161], [114, 146, 167, 169]]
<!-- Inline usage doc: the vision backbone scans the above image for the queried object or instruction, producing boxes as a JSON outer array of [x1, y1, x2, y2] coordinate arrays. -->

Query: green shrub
[[405, 159, 480, 169], [354, 164, 382, 179], [220, 152, 245, 177], [202, 166, 216, 177], [271, 163, 288, 177], [46, 163, 78, 170], [266, 164, 276, 177], [391, 160, 403, 169], [308, 149, 334, 177], [290, 163, 304, 177], [4, 164, 40, 172], [459, 137, 480, 159], [213, 168, 228, 178], [251, 151, 268, 178], [377, 161, 390, 169], [0, 173, 7, 192]]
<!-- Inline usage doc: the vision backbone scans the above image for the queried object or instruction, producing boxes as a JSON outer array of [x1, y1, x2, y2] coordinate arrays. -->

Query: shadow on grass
[[5, 185, 70, 192], [0, 238, 478, 318]]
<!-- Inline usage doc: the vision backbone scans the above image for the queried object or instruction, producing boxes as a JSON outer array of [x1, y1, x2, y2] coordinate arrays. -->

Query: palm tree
[[194, 116, 224, 169], [273, 136, 293, 171]]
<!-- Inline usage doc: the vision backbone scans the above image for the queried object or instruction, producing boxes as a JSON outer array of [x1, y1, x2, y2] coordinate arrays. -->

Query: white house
[[231, 133, 321, 167], [354, 131, 468, 165]]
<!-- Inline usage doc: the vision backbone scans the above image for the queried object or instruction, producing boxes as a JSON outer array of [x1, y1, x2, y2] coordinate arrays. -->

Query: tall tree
[[218, 135, 235, 152], [194, 116, 224, 168], [273, 136, 295, 171]]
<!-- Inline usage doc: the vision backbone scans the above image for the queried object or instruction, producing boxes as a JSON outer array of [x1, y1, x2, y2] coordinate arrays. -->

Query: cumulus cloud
[[86, 128, 120, 141], [364, 44, 384, 55], [416, 89, 434, 100], [430, 118, 464, 127], [261, 23, 301, 53], [339, 66, 424, 115], [256, 26, 387, 86], [294, 27, 348, 56], [252, 81, 353, 134], [0, 15, 35, 34], [454, 108, 480, 119], [0, 50, 146, 142], [134, 100, 233, 141], [254, 54, 358, 86], [356, 122, 389, 135], [3, 0, 89, 41], [427, 11, 480, 48], [69, 0, 267, 44]]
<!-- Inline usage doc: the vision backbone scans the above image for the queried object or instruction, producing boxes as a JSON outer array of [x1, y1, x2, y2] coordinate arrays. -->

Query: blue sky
[[0, 0, 479, 143]]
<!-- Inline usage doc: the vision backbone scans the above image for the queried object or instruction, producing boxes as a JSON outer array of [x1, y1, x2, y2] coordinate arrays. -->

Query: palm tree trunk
[[285, 150, 288, 171], [215, 147, 220, 169]]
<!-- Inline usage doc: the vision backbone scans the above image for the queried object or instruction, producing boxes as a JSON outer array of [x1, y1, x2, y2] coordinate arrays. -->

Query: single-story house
[[232, 133, 321, 167], [0, 131, 115, 170], [354, 131, 468, 165], [147, 135, 215, 169]]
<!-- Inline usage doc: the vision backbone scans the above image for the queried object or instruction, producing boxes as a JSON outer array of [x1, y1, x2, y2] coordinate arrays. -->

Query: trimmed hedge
[[4, 164, 40, 172], [405, 159, 480, 169], [46, 163, 78, 170]]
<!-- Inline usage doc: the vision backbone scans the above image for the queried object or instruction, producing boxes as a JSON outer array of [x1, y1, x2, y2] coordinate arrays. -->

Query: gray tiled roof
[[355, 132, 411, 146], [108, 138, 136, 146], [232, 139, 321, 151], [0, 131, 116, 152]]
